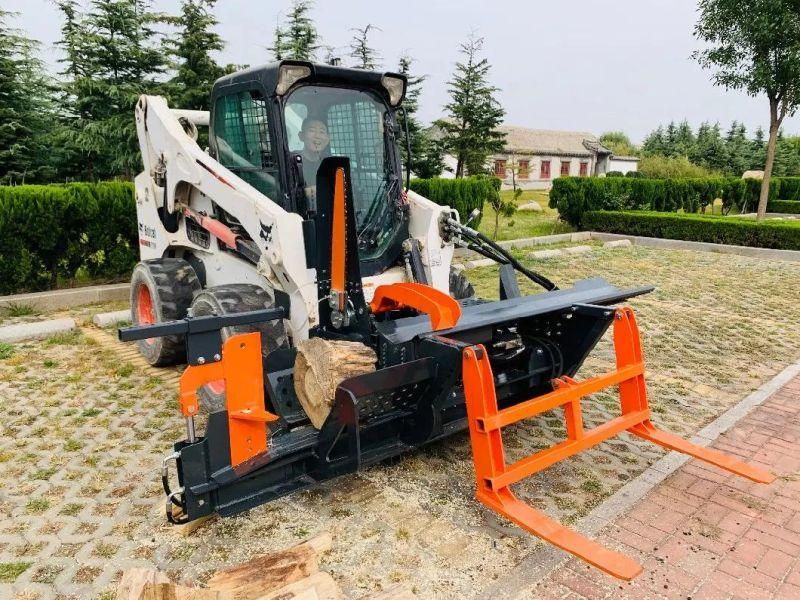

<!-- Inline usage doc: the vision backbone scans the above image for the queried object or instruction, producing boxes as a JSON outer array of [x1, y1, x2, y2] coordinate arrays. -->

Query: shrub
[[550, 176, 786, 227], [584, 211, 800, 250], [777, 177, 800, 200], [637, 155, 716, 179], [768, 199, 800, 214], [626, 171, 645, 178], [0, 182, 137, 295], [408, 176, 498, 226], [605, 171, 625, 178]]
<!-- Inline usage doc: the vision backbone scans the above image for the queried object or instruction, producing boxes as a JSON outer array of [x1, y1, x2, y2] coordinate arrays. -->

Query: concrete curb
[[92, 309, 131, 328], [482, 358, 800, 598], [588, 232, 800, 262], [0, 318, 77, 343], [0, 283, 130, 312]]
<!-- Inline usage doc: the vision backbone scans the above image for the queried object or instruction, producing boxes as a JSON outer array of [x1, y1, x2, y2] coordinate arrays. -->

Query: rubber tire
[[449, 267, 475, 300], [191, 284, 289, 413], [130, 258, 201, 366]]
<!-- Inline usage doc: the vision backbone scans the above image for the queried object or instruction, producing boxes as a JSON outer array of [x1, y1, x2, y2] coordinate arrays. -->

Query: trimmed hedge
[[0, 182, 137, 295], [550, 176, 781, 227], [409, 176, 499, 226], [584, 210, 800, 251], [769, 200, 800, 214]]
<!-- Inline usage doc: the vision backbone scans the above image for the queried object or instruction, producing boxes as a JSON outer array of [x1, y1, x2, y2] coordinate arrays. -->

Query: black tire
[[449, 267, 475, 300], [130, 258, 201, 366], [191, 284, 289, 413]]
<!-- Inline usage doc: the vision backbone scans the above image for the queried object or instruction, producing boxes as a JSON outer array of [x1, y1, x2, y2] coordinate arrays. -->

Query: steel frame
[[461, 306, 775, 580]]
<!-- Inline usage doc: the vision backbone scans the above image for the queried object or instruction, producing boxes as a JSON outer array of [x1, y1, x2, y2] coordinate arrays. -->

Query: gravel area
[[1, 246, 799, 599]]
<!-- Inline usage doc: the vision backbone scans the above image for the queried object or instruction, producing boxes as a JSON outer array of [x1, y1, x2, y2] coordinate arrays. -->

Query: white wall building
[[488, 126, 639, 190]]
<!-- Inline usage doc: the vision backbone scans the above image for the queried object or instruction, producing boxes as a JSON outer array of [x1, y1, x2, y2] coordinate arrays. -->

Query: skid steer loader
[[121, 60, 774, 580]]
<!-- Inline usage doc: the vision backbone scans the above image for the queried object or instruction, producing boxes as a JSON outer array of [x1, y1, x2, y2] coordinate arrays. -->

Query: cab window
[[213, 90, 280, 200]]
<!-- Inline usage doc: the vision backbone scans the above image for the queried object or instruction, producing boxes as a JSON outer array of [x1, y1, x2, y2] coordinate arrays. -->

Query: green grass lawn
[[477, 189, 573, 241]]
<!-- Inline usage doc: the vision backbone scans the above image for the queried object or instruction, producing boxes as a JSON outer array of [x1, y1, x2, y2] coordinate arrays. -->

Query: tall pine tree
[[0, 10, 56, 184], [56, 0, 169, 179], [168, 0, 225, 111], [436, 34, 505, 177], [349, 24, 380, 69], [270, 1, 320, 61]]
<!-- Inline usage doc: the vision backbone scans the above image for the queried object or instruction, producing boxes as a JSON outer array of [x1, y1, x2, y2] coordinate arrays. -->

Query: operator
[[298, 116, 330, 210]]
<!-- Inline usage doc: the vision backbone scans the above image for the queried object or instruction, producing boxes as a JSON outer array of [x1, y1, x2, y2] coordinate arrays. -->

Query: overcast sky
[[6, 0, 799, 142]]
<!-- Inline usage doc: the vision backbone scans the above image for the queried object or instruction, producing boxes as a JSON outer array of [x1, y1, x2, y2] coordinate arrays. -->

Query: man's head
[[299, 117, 330, 154]]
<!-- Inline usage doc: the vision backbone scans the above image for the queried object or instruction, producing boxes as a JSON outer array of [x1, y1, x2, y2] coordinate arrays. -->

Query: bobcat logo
[[260, 221, 273, 246]]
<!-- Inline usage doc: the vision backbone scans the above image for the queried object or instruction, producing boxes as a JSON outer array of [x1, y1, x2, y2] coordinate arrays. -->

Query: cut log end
[[294, 338, 376, 428]]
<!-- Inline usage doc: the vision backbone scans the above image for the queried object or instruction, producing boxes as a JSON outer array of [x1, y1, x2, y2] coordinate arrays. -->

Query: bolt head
[[197, 356, 205, 364], [213, 353, 221, 361]]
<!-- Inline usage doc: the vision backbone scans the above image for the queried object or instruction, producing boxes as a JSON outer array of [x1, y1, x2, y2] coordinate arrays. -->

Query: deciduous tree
[[694, 0, 800, 218]]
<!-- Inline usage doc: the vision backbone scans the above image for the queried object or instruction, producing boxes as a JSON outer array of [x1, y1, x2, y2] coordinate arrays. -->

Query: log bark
[[294, 338, 376, 428]]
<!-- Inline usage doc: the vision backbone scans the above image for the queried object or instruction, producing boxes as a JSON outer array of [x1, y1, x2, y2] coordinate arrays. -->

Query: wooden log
[[207, 544, 319, 599], [117, 568, 171, 600], [139, 583, 221, 600], [298, 531, 333, 555], [357, 585, 417, 600], [294, 338, 376, 428], [255, 572, 341, 600]]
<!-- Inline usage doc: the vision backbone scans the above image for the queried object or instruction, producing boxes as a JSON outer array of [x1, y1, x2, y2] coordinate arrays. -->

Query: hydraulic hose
[[447, 218, 558, 292]]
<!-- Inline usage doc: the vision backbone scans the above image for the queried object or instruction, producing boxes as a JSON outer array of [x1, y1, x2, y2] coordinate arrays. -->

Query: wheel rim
[[136, 284, 156, 345]]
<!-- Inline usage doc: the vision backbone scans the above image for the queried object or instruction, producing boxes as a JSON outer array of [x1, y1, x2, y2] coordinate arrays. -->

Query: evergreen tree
[[396, 55, 442, 179], [349, 24, 380, 70], [270, 1, 320, 61], [0, 10, 56, 184], [436, 34, 505, 177], [56, 0, 169, 179], [749, 126, 766, 169], [674, 120, 695, 156], [168, 0, 225, 111], [641, 126, 666, 156]]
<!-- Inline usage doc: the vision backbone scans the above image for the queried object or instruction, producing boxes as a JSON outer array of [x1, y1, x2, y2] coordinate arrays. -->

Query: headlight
[[276, 64, 312, 95], [381, 75, 406, 107]]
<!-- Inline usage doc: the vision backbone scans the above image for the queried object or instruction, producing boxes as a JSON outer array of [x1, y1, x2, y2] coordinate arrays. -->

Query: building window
[[580, 162, 589, 177], [560, 161, 571, 177], [540, 160, 551, 179], [494, 159, 507, 178], [518, 159, 529, 179]]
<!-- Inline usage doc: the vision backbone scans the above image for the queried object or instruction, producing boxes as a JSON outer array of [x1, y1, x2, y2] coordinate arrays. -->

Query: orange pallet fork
[[462, 306, 775, 580]]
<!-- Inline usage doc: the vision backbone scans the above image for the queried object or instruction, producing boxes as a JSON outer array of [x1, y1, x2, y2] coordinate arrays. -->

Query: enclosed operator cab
[[208, 60, 410, 276]]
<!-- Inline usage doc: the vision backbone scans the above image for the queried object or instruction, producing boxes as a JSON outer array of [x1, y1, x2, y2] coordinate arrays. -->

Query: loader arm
[[134, 95, 318, 338]]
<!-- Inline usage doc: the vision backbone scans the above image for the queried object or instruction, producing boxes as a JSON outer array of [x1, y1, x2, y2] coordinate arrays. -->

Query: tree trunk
[[456, 155, 465, 178], [758, 100, 781, 220]]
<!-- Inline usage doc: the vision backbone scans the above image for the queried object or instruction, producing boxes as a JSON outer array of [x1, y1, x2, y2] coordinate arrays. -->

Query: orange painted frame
[[178, 332, 278, 467], [462, 307, 775, 580], [369, 282, 462, 331]]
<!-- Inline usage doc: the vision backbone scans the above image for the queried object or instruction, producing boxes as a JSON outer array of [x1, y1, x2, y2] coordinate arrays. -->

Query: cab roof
[[211, 60, 407, 106]]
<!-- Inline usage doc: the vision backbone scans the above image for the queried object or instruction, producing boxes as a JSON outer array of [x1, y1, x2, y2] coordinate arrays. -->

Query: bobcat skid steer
[[120, 60, 774, 580]]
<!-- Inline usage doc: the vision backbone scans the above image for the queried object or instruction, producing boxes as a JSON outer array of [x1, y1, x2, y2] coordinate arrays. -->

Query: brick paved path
[[532, 373, 800, 599]]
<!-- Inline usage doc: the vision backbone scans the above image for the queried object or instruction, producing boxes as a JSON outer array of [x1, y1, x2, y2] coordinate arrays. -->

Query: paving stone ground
[[530, 371, 800, 600], [0, 247, 799, 599]]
